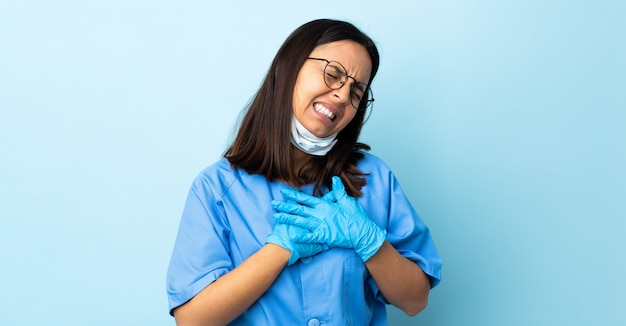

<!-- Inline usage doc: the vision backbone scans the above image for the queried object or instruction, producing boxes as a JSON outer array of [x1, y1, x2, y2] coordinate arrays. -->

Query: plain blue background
[[1, 1, 624, 325]]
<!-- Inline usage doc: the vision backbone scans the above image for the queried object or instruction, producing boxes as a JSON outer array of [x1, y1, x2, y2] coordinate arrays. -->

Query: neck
[[291, 146, 313, 173], [275, 145, 313, 187]]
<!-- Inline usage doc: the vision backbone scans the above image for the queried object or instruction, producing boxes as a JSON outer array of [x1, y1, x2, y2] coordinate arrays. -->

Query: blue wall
[[1, 1, 624, 325]]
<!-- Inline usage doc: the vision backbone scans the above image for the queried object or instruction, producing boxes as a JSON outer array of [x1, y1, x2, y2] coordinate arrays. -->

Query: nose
[[331, 84, 352, 107]]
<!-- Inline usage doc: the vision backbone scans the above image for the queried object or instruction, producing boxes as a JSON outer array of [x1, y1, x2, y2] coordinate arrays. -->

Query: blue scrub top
[[167, 152, 442, 325]]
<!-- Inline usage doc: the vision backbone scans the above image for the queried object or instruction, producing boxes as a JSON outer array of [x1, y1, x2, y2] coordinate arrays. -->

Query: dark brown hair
[[225, 19, 380, 197]]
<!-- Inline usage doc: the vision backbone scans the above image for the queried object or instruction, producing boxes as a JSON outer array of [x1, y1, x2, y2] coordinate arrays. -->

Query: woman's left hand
[[272, 176, 386, 262]]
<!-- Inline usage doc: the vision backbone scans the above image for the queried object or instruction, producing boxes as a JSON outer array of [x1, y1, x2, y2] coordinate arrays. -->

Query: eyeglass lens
[[323, 62, 372, 110]]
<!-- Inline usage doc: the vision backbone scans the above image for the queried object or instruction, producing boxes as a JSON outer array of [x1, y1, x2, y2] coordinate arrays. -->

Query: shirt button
[[301, 257, 312, 264], [308, 318, 320, 326]]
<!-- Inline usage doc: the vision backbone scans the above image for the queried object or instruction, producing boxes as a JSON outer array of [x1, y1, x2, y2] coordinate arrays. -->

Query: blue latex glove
[[271, 176, 387, 262], [266, 221, 329, 265]]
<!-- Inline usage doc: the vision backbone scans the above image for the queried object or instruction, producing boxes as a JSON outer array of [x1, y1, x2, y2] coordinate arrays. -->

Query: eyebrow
[[322, 58, 368, 86], [347, 67, 369, 86], [349, 74, 369, 88]]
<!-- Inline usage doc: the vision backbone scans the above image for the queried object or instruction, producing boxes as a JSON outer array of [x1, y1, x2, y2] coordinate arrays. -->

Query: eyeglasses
[[307, 57, 374, 110]]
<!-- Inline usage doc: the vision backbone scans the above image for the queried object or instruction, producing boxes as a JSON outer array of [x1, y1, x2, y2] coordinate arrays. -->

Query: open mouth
[[314, 103, 337, 121]]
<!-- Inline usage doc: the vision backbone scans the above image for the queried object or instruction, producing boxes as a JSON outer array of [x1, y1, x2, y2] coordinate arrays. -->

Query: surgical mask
[[290, 115, 338, 156]]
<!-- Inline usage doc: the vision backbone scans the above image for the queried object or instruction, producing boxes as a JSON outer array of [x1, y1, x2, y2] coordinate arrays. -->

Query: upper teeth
[[314, 103, 335, 120]]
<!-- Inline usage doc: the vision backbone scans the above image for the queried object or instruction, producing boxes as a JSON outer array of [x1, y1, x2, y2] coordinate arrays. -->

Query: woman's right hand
[[271, 176, 386, 262], [266, 222, 329, 265]]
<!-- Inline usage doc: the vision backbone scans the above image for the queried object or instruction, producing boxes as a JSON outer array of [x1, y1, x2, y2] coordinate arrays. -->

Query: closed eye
[[351, 83, 366, 99], [325, 71, 342, 83]]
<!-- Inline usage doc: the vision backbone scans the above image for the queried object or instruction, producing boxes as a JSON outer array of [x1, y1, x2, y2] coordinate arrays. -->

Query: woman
[[167, 19, 442, 325]]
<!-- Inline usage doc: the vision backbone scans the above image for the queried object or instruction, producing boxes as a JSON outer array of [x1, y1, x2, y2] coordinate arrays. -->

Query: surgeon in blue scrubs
[[166, 19, 442, 325]]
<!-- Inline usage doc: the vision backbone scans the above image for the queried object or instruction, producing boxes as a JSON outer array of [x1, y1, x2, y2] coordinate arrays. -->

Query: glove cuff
[[266, 233, 299, 265], [356, 227, 387, 262]]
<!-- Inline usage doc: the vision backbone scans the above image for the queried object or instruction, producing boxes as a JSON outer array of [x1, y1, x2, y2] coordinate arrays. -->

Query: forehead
[[308, 40, 372, 83]]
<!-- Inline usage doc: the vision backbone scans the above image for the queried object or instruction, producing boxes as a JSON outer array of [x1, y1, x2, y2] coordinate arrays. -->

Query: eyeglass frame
[[306, 57, 375, 110]]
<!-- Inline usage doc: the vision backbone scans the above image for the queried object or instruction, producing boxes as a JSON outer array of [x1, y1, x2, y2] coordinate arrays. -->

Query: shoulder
[[355, 151, 398, 197], [196, 157, 236, 177], [189, 157, 274, 201], [189, 158, 243, 199], [356, 151, 393, 176]]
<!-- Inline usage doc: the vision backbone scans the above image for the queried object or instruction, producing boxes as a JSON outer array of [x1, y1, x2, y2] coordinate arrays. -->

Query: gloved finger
[[271, 200, 305, 215], [297, 243, 327, 256], [280, 188, 324, 207], [321, 190, 336, 203], [298, 231, 327, 244], [274, 213, 322, 231], [331, 176, 364, 211], [313, 244, 327, 252], [272, 200, 322, 219], [330, 176, 348, 198]]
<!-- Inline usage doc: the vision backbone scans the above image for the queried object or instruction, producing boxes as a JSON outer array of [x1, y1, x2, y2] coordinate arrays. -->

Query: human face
[[292, 40, 372, 138]]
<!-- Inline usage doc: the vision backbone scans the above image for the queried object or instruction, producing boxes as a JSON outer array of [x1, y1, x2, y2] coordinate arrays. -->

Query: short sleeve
[[166, 176, 233, 315], [358, 153, 442, 298], [384, 172, 442, 288]]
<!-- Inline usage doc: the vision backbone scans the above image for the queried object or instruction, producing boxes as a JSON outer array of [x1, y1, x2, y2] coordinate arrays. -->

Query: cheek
[[338, 110, 358, 129], [292, 81, 314, 113], [292, 87, 306, 113], [291, 90, 300, 112]]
